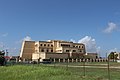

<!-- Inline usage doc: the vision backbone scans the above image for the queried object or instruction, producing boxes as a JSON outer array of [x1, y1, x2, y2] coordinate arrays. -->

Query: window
[[66, 50, 70, 52], [46, 49, 49, 52], [58, 50, 62, 52], [41, 49, 44, 52], [73, 50, 76, 52], [44, 44, 46, 46], [51, 50, 53, 52], [80, 50, 82, 52], [81, 46, 84, 48], [51, 45, 53, 47], [61, 44, 70, 47], [40, 44, 42, 46], [48, 44, 49, 47]]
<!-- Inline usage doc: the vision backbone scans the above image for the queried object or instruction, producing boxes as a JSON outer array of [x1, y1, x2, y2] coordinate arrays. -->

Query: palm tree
[[0, 50, 5, 66], [108, 52, 118, 62]]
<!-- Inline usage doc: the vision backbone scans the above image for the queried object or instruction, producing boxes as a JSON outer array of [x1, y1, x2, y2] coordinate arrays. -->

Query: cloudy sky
[[0, 0, 120, 57]]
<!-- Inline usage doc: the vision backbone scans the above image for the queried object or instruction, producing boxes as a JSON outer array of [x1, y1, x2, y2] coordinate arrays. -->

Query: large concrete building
[[20, 40, 86, 61]]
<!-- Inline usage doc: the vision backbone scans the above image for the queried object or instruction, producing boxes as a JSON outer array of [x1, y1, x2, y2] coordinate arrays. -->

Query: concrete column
[[72, 59, 74, 62], [83, 59, 85, 62], [79, 59, 81, 62], [63, 59, 65, 62], [59, 59, 61, 62], [76, 59, 78, 62], [90, 59, 92, 62], [93, 59, 95, 62], [54, 58, 55, 63], [68, 59, 69, 63], [87, 59, 89, 62], [23, 58, 25, 62], [16, 58, 18, 63]]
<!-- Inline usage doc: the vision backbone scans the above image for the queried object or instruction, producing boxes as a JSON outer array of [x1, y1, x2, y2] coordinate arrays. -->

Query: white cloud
[[7, 47, 20, 56], [114, 12, 120, 16], [96, 46, 101, 53], [23, 36, 32, 41], [78, 36, 100, 53], [70, 39, 76, 43], [70, 36, 100, 53], [0, 42, 4, 50], [108, 48, 119, 53], [103, 22, 117, 33], [0, 33, 8, 37], [2, 33, 8, 37], [16, 36, 32, 44], [0, 36, 32, 56]]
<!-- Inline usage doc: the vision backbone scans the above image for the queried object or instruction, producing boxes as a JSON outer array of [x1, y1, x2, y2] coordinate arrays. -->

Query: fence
[[6, 58, 117, 80], [50, 58, 108, 63]]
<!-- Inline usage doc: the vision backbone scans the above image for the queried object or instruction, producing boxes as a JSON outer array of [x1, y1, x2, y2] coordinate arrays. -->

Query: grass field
[[0, 62, 120, 80]]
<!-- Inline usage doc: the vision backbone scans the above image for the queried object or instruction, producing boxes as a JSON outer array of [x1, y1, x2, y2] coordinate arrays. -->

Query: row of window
[[40, 44, 53, 47], [65, 50, 83, 53], [73, 45, 84, 48], [36, 49, 83, 53], [60, 44, 84, 48], [61, 44, 70, 47], [41, 49, 53, 52]]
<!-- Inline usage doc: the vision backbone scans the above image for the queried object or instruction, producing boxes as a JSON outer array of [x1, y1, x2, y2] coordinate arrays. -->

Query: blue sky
[[0, 0, 120, 57]]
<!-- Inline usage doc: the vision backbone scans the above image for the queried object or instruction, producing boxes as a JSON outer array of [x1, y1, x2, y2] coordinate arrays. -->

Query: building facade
[[20, 40, 86, 61], [114, 52, 120, 60], [85, 53, 98, 59]]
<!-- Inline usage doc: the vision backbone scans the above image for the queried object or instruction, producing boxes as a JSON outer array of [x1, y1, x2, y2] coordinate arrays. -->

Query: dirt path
[[47, 64, 120, 69]]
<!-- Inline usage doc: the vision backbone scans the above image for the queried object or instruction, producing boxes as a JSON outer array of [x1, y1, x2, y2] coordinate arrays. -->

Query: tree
[[0, 50, 5, 66], [0, 50, 5, 55], [108, 52, 118, 61]]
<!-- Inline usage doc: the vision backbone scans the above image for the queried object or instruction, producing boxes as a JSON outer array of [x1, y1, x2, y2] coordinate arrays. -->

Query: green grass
[[0, 62, 120, 80]]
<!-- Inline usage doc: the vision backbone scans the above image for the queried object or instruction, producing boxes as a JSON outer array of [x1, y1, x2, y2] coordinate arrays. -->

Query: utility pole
[[6, 49, 8, 56], [83, 53, 87, 77], [107, 53, 110, 80]]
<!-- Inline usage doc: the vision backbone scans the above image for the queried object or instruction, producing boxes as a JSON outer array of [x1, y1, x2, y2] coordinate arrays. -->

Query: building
[[20, 40, 86, 61], [114, 52, 120, 60], [117, 53, 120, 59], [85, 53, 98, 59]]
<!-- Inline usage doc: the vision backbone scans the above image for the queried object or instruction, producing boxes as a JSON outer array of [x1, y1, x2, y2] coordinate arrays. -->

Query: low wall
[[51, 58, 108, 63]]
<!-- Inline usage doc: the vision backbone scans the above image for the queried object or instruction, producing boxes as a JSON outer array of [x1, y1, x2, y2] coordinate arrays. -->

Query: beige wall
[[20, 41, 35, 59], [52, 40, 57, 52], [32, 53, 39, 60], [86, 53, 98, 59], [118, 53, 120, 59], [32, 52, 68, 61], [46, 53, 68, 59], [40, 52, 46, 60]]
